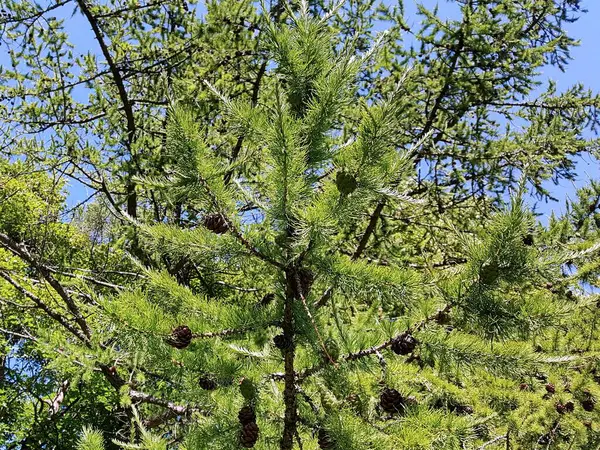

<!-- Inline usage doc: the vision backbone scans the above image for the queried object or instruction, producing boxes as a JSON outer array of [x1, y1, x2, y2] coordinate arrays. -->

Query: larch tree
[[1, 0, 600, 449]]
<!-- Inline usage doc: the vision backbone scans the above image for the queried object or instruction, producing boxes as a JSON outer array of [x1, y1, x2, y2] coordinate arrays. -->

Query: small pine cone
[[519, 383, 530, 391], [564, 400, 575, 412], [198, 374, 218, 390], [452, 404, 474, 415], [434, 310, 451, 325], [167, 325, 193, 349], [380, 388, 404, 414], [317, 428, 336, 449], [545, 383, 556, 394], [391, 333, 418, 356], [203, 213, 229, 234], [240, 421, 259, 448], [260, 293, 275, 306], [273, 334, 292, 350], [556, 402, 566, 414], [335, 171, 357, 196], [582, 398, 595, 412], [323, 337, 340, 362], [238, 406, 256, 425]]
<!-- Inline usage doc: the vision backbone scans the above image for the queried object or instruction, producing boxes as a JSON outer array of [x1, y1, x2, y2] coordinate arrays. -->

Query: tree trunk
[[281, 268, 298, 450]]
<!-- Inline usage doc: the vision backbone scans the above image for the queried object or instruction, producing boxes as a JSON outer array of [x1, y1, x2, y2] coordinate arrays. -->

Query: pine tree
[[67, 3, 599, 448], [2, 1, 600, 449]]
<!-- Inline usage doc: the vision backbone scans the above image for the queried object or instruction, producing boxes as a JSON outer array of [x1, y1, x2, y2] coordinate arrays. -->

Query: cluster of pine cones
[[238, 406, 259, 448]]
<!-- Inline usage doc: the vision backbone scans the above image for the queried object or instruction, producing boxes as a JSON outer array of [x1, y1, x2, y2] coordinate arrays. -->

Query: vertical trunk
[[281, 268, 297, 450], [126, 180, 137, 218]]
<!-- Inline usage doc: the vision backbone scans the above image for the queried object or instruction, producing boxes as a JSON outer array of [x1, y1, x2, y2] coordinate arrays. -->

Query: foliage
[[0, 0, 600, 449]]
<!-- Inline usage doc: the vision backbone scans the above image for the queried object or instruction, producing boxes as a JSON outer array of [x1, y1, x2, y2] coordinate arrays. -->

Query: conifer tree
[[2, 1, 600, 449]]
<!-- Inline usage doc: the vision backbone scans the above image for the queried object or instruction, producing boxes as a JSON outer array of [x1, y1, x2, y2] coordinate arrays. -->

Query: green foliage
[[2, 0, 600, 449]]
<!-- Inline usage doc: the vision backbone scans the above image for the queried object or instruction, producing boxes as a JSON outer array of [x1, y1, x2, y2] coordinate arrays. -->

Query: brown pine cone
[[545, 383, 556, 394], [198, 374, 218, 390], [380, 388, 404, 414], [260, 293, 275, 306], [451, 404, 474, 415], [238, 406, 256, 425], [240, 421, 259, 448], [167, 325, 193, 349], [582, 397, 595, 412], [273, 334, 292, 350], [564, 400, 575, 413], [522, 234, 534, 246], [391, 333, 418, 355], [317, 428, 336, 449], [203, 213, 229, 234]]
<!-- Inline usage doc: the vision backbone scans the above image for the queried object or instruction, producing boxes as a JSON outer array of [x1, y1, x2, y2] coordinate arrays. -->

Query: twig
[[478, 435, 507, 449]]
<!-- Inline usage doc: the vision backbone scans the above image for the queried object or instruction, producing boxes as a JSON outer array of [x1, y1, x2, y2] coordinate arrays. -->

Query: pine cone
[[203, 213, 229, 234], [391, 333, 418, 356], [479, 261, 499, 284], [240, 378, 257, 401], [260, 293, 275, 306], [317, 428, 336, 449], [240, 421, 259, 448], [380, 388, 404, 414], [434, 310, 452, 325], [167, 325, 193, 349], [238, 406, 256, 425], [564, 400, 575, 412], [335, 171, 357, 196], [545, 383, 556, 394], [198, 374, 218, 390], [273, 334, 292, 350], [519, 383, 530, 391], [582, 398, 595, 412], [451, 404, 474, 415]]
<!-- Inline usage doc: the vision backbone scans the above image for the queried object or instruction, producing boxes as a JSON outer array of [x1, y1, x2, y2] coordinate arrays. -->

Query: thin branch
[[0, 232, 92, 339], [478, 435, 507, 449], [129, 389, 206, 417], [0, 270, 89, 343], [76, 0, 135, 146]]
